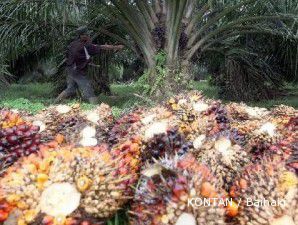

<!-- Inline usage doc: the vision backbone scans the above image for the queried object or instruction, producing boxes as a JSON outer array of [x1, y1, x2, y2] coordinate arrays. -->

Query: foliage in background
[[105, 0, 297, 100], [0, 0, 297, 102], [0, 0, 84, 82], [202, 0, 298, 101]]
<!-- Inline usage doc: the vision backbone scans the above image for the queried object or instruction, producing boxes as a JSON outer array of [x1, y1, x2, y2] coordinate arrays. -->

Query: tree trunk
[[146, 60, 192, 100]]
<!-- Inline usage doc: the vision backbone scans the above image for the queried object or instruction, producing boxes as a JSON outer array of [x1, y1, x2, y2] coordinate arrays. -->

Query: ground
[[0, 82, 297, 115]]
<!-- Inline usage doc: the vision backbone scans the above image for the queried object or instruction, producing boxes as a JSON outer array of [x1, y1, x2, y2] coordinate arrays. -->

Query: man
[[55, 26, 124, 104]]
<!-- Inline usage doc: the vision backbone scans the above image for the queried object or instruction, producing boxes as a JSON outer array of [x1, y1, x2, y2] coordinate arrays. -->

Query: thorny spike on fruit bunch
[[0, 142, 141, 225], [130, 154, 228, 225], [0, 110, 41, 173], [31, 103, 114, 146], [193, 136, 250, 191], [229, 159, 298, 225]]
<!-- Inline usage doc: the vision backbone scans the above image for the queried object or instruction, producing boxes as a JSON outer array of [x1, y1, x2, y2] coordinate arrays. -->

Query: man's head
[[77, 26, 91, 42]]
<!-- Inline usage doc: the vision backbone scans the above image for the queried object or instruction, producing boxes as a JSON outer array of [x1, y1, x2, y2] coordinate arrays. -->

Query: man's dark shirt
[[66, 39, 100, 71]]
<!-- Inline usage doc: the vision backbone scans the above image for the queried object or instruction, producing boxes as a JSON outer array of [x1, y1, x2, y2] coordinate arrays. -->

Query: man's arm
[[98, 44, 124, 51], [86, 44, 124, 56]]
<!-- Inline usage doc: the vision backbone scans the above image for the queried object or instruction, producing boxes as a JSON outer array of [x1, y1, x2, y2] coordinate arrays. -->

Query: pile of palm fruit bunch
[[124, 91, 297, 224], [227, 103, 297, 165], [29, 103, 114, 147], [0, 91, 297, 225], [0, 110, 41, 173]]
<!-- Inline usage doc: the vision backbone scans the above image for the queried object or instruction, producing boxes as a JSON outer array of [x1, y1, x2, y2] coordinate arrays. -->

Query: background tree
[[103, 0, 297, 99], [203, 0, 298, 101]]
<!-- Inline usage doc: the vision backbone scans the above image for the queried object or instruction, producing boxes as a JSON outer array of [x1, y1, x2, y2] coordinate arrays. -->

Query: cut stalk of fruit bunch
[[0, 141, 141, 225], [130, 154, 227, 225], [229, 159, 298, 225], [0, 110, 41, 173]]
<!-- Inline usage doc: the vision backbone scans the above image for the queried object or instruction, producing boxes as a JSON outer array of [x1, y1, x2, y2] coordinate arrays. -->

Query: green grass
[[0, 82, 141, 115], [194, 80, 219, 99], [194, 81, 298, 109], [247, 84, 298, 109], [0, 82, 297, 115], [0, 83, 54, 113]]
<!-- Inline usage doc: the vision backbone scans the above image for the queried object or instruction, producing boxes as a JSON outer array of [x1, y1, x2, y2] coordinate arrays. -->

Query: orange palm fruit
[[0, 210, 9, 222], [239, 179, 248, 190], [200, 182, 214, 198], [226, 201, 239, 217], [55, 134, 65, 144]]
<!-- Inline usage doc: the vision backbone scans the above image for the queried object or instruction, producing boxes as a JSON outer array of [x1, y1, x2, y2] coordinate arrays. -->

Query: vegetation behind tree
[[0, 0, 297, 102]]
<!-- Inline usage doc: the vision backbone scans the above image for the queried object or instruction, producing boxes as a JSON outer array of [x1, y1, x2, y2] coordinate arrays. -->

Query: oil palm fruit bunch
[[0, 145, 139, 225], [226, 103, 250, 121], [269, 107, 297, 139], [167, 91, 221, 139], [271, 105, 297, 117], [140, 106, 176, 139], [230, 119, 260, 138], [110, 136, 142, 195], [59, 103, 114, 146], [247, 121, 282, 159], [0, 110, 24, 128], [130, 154, 227, 225], [226, 103, 269, 121], [141, 127, 193, 162], [0, 110, 41, 172], [193, 136, 250, 191], [108, 111, 142, 145], [269, 119, 298, 172], [229, 160, 298, 225], [205, 101, 230, 132], [31, 104, 82, 142]]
